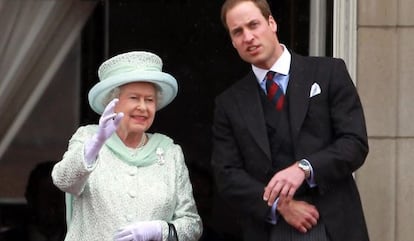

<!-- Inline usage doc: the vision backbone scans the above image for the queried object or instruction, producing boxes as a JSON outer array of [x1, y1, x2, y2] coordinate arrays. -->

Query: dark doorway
[[81, 0, 311, 166], [81, 1, 311, 240]]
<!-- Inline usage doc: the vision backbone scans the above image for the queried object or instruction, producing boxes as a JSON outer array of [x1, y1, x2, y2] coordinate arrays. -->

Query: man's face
[[226, 1, 279, 69]]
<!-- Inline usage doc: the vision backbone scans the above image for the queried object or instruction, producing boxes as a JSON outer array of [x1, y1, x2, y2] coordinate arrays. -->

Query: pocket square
[[310, 82, 321, 97]]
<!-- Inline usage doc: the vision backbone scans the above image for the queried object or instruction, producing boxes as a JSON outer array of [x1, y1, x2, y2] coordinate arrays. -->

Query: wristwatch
[[298, 159, 311, 179]]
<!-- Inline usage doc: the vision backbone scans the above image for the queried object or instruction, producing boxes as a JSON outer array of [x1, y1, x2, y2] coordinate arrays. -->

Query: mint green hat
[[88, 51, 178, 114]]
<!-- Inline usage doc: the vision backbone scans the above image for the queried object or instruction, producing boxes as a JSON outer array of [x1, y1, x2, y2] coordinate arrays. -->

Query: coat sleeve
[[52, 126, 96, 196], [169, 145, 203, 241], [211, 94, 271, 222], [303, 58, 369, 194]]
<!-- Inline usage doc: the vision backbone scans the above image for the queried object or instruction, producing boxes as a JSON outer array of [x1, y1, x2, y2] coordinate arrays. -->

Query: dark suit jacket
[[211, 53, 369, 241]]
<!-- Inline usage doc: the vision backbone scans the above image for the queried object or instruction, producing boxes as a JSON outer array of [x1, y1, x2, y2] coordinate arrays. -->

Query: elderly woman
[[52, 51, 202, 241]]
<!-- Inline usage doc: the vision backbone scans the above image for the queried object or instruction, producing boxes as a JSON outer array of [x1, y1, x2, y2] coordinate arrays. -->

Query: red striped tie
[[265, 71, 285, 111]]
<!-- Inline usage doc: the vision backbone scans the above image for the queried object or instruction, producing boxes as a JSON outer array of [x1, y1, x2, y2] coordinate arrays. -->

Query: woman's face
[[115, 82, 157, 135]]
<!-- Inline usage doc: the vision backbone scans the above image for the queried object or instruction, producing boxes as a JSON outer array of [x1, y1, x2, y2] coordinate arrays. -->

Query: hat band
[[100, 64, 161, 81]]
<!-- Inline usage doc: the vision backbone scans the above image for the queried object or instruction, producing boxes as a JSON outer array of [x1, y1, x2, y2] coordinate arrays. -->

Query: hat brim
[[88, 70, 178, 114]]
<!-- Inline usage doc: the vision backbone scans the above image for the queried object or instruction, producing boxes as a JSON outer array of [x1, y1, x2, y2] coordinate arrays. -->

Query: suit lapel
[[234, 72, 271, 159], [231, 53, 313, 159], [288, 54, 313, 147]]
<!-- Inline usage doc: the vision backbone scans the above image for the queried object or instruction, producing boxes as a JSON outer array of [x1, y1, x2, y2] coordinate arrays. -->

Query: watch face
[[299, 160, 310, 169], [298, 160, 311, 178]]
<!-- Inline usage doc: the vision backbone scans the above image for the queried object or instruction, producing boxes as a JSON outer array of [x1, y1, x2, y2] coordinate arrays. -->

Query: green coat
[[52, 125, 202, 241]]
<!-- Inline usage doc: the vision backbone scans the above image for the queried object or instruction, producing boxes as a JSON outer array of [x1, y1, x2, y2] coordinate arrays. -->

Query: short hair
[[101, 83, 162, 110], [102, 87, 121, 107], [221, 0, 272, 30]]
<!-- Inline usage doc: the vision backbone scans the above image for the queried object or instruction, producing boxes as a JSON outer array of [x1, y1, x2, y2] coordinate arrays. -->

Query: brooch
[[156, 147, 165, 165]]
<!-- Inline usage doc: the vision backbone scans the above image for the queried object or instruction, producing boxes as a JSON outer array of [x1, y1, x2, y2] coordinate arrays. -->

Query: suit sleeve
[[304, 58, 369, 194], [211, 94, 270, 222]]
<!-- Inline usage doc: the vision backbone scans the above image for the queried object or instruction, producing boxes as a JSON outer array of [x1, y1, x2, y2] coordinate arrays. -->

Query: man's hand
[[277, 197, 319, 233], [263, 163, 305, 205]]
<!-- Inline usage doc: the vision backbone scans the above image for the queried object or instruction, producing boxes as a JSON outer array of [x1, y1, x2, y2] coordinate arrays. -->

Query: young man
[[211, 0, 370, 240]]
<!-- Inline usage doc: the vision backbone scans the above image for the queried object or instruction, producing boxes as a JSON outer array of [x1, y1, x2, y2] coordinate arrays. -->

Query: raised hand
[[84, 98, 123, 164], [96, 98, 124, 141]]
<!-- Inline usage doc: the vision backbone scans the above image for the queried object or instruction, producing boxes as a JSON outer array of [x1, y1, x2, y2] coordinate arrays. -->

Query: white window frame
[[309, 0, 357, 83], [333, 0, 357, 83]]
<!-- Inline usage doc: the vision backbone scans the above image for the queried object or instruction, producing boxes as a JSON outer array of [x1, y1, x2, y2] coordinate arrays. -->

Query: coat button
[[128, 191, 137, 198], [129, 168, 137, 176]]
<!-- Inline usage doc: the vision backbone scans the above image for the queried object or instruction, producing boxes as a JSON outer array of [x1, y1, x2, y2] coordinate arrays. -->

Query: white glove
[[84, 98, 124, 165], [114, 221, 162, 241]]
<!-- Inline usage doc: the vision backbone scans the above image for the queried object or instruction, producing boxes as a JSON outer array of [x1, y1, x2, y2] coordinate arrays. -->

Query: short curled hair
[[101, 83, 162, 109], [102, 87, 121, 108]]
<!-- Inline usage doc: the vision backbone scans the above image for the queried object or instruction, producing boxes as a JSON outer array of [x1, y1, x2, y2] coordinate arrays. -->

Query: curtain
[[0, 0, 97, 159]]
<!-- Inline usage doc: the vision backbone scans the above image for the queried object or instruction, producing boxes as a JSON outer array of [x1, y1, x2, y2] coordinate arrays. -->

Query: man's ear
[[268, 15, 277, 33]]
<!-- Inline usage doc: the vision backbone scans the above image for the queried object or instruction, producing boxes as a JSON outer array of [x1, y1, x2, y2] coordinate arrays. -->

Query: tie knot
[[265, 70, 285, 111], [266, 71, 276, 81]]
